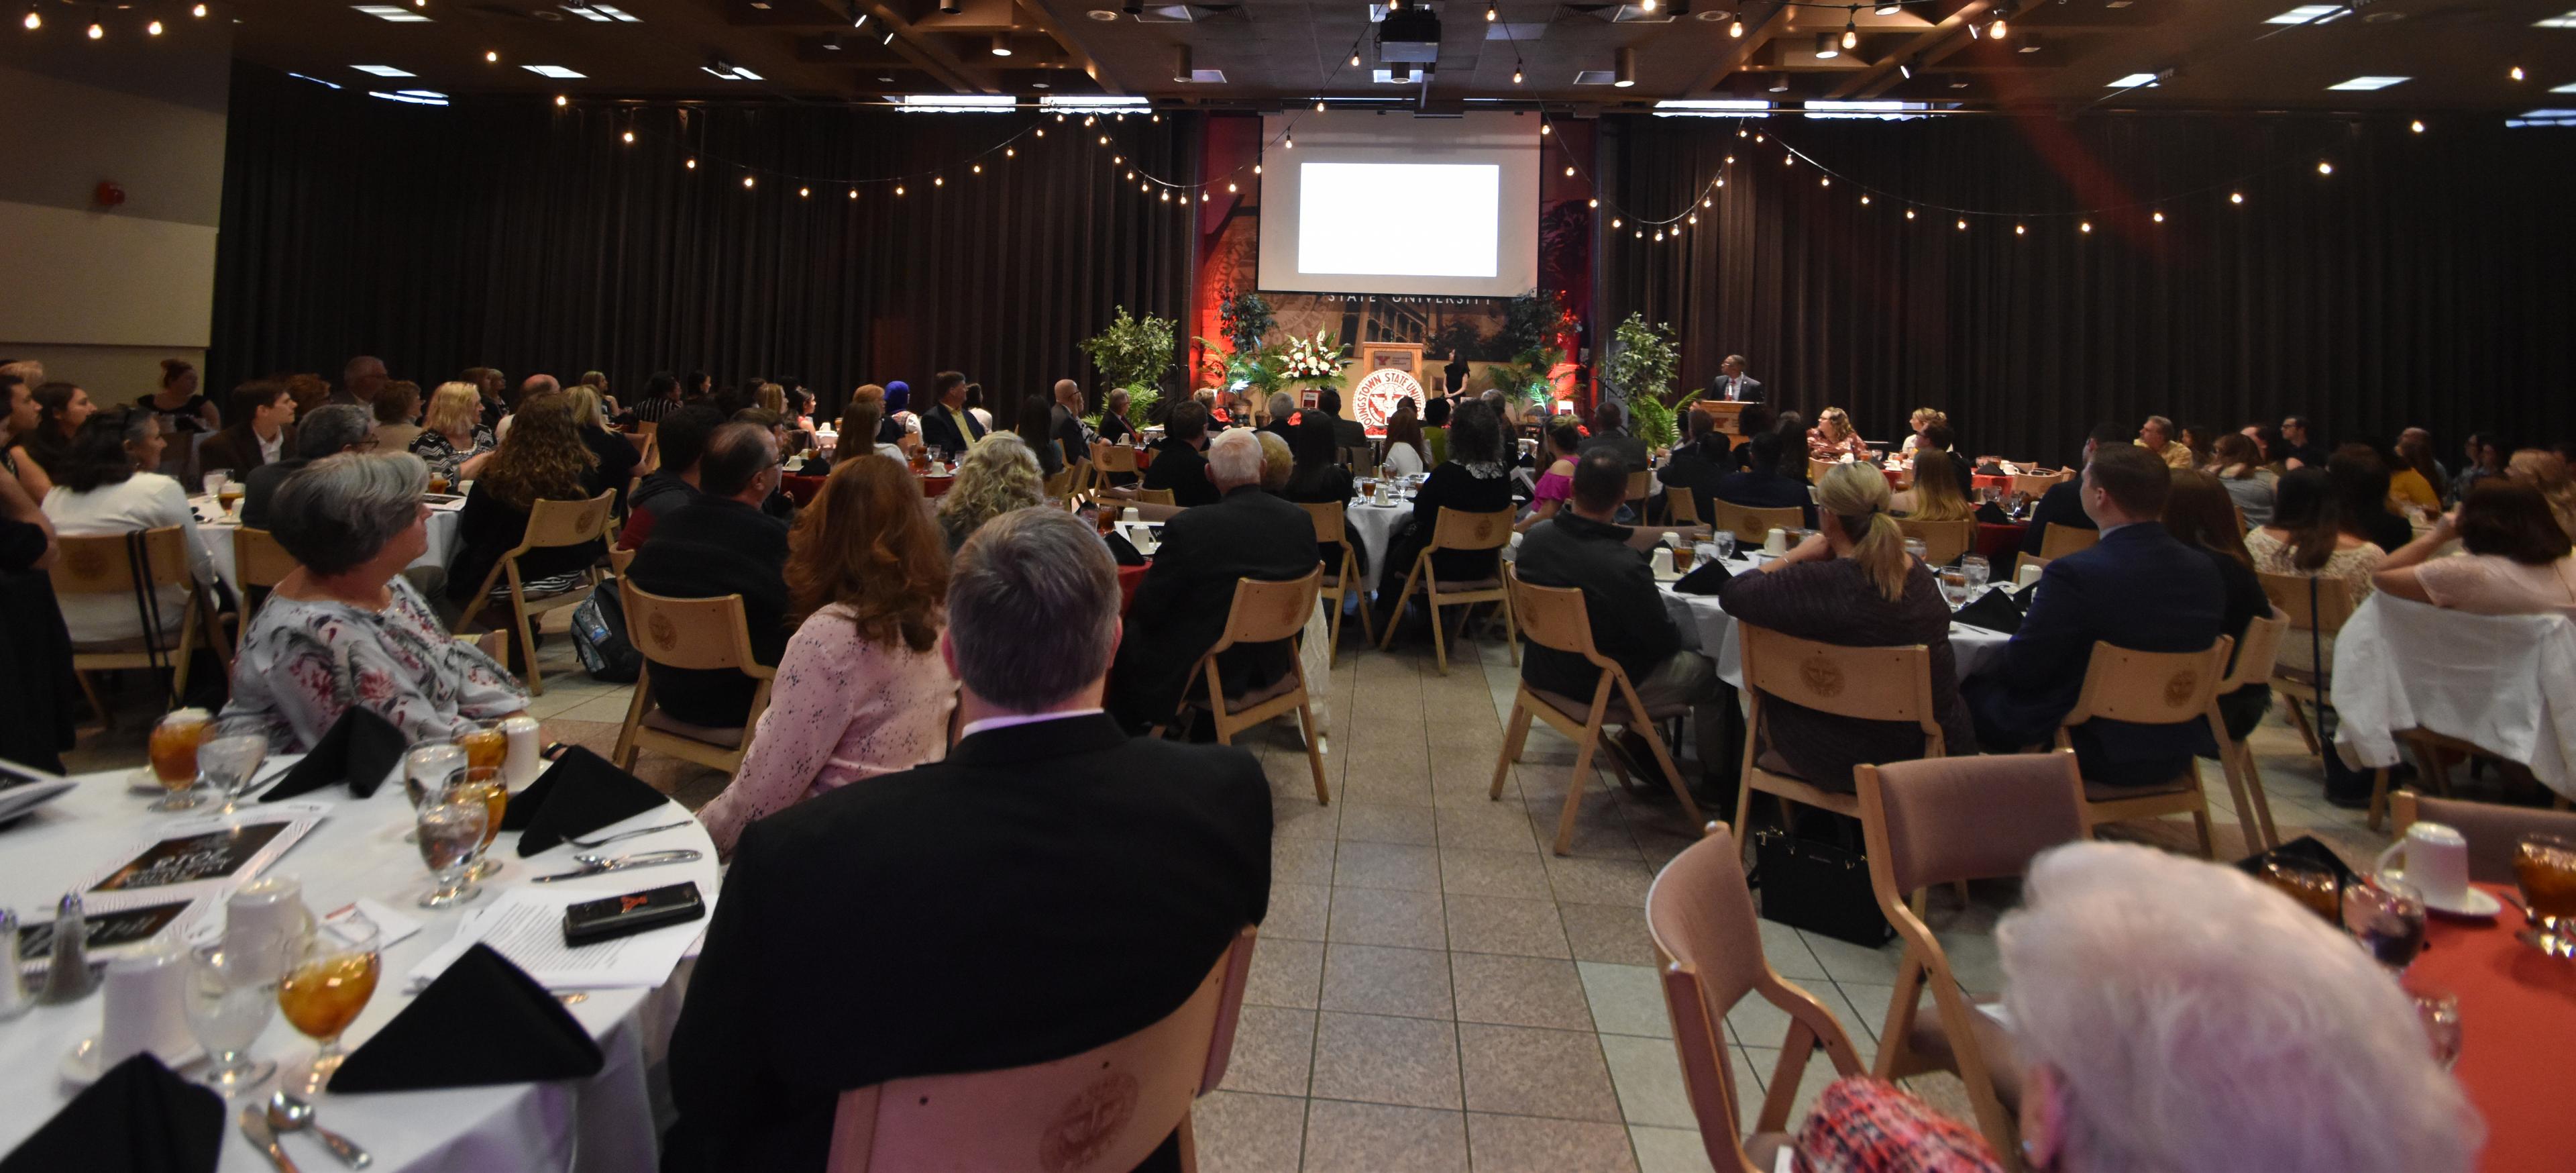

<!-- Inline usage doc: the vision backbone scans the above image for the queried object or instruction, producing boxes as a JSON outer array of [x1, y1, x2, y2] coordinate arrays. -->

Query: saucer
[[61, 1036, 203, 1088], [2422, 886, 2502, 919]]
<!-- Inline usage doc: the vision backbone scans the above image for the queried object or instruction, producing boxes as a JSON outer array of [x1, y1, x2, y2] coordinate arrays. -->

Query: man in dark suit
[[916, 369, 985, 457], [1112, 429, 1321, 731], [2019, 421, 2131, 558], [240, 404, 372, 529], [1966, 444, 2224, 786], [665, 507, 1271, 1172], [327, 356, 386, 408], [624, 422, 790, 729], [1320, 387, 1368, 452], [1138, 399, 1220, 507], [1049, 378, 1092, 470], [197, 380, 297, 480], [1576, 401, 1650, 472], [1708, 354, 1764, 403], [1712, 431, 1819, 530]]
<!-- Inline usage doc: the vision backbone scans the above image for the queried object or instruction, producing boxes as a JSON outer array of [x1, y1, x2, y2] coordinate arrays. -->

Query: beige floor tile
[[1449, 953, 1595, 1031], [1336, 803, 1437, 846], [1434, 803, 1539, 852], [1340, 771, 1437, 808], [1467, 1114, 1642, 1172], [1332, 840, 1442, 891], [1273, 838, 1338, 886], [1298, 1101, 1467, 1173], [1558, 901, 1660, 966], [1194, 1091, 1308, 1173], [1320, 943, 1454, 1020], [1445, 894, 1572, 959], [1438, 846, 1556, 900], [1628, 1124, 1720, 1173], [1578, 961, 1672, 1039], [1308, 1011, 1462, 1110], [1267, 883, 1330, 941], [1325, 886, 1449, 950], [1599, 1033, 1700, 1129], [1458, 1023, 1623, 1121], [1545, 854, 1661, 907], [1246, 937, 1325, 1010], [1797, 929, 1903, 985], [1220, 1006, 1318, 1097], [1273, 796, 1338, 841]]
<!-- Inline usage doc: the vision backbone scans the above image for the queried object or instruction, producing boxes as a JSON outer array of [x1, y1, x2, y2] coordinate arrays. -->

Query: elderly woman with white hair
[[215, 452, 527, 751]]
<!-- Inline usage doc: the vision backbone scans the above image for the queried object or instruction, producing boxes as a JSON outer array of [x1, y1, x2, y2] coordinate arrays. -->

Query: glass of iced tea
[[455, 719, 507, 775], [2260, 856, 2342, 925], [2514, 833, 2576, 944], [456, 768, 508, 881], [276, 917, 382, 1096], [416, 785, 490, 908], [148, 709, 213, 811], [217, 482, 245, 519], [427, 472, 450, 495]]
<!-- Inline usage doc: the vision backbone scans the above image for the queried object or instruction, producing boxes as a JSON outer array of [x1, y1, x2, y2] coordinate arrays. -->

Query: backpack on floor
[[569, 584, 642, 684]]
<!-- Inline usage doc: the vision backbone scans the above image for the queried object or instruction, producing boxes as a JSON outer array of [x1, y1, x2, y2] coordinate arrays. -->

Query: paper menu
[[407, 885, 705, 992], [76, 803, 327, 911]]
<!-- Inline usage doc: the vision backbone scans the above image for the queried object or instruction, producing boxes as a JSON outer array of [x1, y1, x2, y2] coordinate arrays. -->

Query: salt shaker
[[0, 908, 30, 1021], [37, 892, 100, 1004], [500, 714, 543, 791]]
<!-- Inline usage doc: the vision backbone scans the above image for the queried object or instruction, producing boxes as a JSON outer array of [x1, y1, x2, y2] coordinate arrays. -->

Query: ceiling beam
[[1683, 0, 1792, 96], [1011, 0, 1124, 95]]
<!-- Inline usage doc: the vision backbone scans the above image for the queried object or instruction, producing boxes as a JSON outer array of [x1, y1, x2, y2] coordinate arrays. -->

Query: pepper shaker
[[37, 892, 101, 1004], [0, 908, 29, 1021]]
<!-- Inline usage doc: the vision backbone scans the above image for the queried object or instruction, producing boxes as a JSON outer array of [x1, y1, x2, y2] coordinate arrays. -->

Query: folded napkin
[[1103, 531, 1148, 567], [2235, 835, 2358, 888], [1974, 501, 2012, 524], [502, 746, 667, 857], [1951, 586, 2027, 635], [0, 1053, 222, 1173], [1672, 559, 1734, 596], [262, 705, 406, 801], [330, 944, 603, 1092]]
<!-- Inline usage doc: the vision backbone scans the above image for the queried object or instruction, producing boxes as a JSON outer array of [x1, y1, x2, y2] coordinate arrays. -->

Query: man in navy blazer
[[1966, 444, 2224, 786], [2018, 421, 2129, 557]]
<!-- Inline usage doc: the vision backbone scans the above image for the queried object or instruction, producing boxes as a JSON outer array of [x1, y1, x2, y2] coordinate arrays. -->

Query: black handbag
[[1752, 827, 1894, 948]]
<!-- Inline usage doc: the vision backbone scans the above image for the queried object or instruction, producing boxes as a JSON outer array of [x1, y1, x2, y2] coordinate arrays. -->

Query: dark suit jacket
[[1713, 468, 1819, 529], [1112, 486, 1320, 729], [580, 425, 641, 511], [1965, 523, 2224, 784], [237, 456, 311, 531], [1577, 428, 1651, 473], [2018, 479, 2098, 556], [1141, 437, 1220, 507], [624, 497, 790, 727], [1718, 557, 1976, 792], [1708, 374, 1764, 403], [1331, 415, 1368, 452], [1511, 512, 1682, 697], [1658, 441, 1733, 523], [1051, 404, 1091, 470], [918, 401, 985, 456], [662, 712, 1271, 1173], [197, 424, 290, 480]]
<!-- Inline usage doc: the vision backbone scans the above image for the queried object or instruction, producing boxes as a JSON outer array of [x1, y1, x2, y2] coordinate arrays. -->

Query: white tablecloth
[[193, 497, 463, 597], [0, 761, 718, 1172], [2329, 593, 2576, 800], [1346, 499, 1409, 596], [1658, 566, 2013, 690]]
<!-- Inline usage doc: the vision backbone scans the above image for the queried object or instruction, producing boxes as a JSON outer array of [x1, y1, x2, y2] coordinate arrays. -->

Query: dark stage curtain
[[211, 65, 1197, 431], [1599, 115, 2576, 464]]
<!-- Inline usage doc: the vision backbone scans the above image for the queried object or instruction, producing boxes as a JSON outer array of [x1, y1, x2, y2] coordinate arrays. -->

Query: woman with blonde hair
[[1890, 449, 1975, 522], [445, 391, 604, 622], [1717, 462, 1972, 792], [2506, 448, 2576, 541], [696, 456, 956, 856], [411, 380, 495, 484], [1807, 406, 1872, 462], [566, 386, 640, 507], [935, 433, 1043, 552], [1898, 407, 1947, 455]]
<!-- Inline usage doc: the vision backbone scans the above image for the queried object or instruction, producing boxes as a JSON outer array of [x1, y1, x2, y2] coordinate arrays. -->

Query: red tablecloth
[[1132, 445, 1155, 470], [1972, 474, 2015, 490], [1117, 562, 1148, 614], [920, 474, 954, 498], [2414, 883, 2576, 1173], [781, 473, 825, 506], [1974, 521, 2028, 560]]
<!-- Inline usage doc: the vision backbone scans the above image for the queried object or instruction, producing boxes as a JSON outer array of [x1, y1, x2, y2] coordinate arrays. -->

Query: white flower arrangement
[[1281, 329, 1350, 385]]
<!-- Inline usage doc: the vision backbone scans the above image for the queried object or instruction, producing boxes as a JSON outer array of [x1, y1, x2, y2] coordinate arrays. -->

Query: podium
[[1693, 400, 1752, 436]]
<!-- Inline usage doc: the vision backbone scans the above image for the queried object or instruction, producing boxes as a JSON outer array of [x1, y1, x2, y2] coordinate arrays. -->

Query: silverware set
[[240, 1091, 372, 1171], [531, 848, 704, 883]]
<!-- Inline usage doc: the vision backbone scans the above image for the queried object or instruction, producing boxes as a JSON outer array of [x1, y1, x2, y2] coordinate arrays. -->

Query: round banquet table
[[1658, 564, 2014, 691], [2411, 884, 2576, 1172], [193, 496, 462, 599], [1345, 498, 1409, 597], [0, 760, 720, 1172], [780, 473, 825, 507], [1974, 521, 2029, 561]]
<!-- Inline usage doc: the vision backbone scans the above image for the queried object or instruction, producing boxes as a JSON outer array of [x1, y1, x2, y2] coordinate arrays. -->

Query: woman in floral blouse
[[1807, 406, 1874, 463], [409, 381, 496, 485]]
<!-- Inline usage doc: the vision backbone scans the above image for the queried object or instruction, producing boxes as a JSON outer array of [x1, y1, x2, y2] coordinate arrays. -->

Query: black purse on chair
[[1752, 827, 1894, 948]]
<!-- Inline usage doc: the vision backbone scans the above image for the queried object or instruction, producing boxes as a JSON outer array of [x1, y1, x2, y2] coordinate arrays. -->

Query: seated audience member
[[1997, 842, 2479, 1173], [217, 453, 525, 751], [964, 382, 994, 434], [2018, 422, 2131, 557], [1519, 418, 1584, 532], [14, 381, 97, 480], [1807, 407, 1871, 462], [937, 434, 1045, 552], [446, 392, 606, 620], [627, 422, 794, 730], [2452, 431, 2508, 504], [875, 380, 916, 445], [330, 356, 388, 408], [2209, 433, 2275, 527], [1728, 403, 1776, 472], [1889, 449, 1975, 521], [1577, 401, 1650, 472], [2278, 413, 2328, 470], [1658, 409, 1733, 517], [1713, 430, 1821, 530], [1964, 444, 2223, 786], [806, 390, 904, 475], [630, 372, 684, 424], [0, 448, 72, 772], [1140, 398, 1220, 507], [1014, 393, 1065, 478], [370, 380, 423, 455], [2506, 448, 2576, 541], [243, 405, 377, 530], [286, 372, 334, 423], [2163, 470, 2272, 740], [664, 507, 1271, 1172], [730, 407, 804, 523], [1095, 387, 1136, 448], [121, 411, 174, 477], [618, 404, 723, 549], [1421, 396, 1451, 466], [1718, 463, 1974, 790], [2180, 423, 2221, 470], [138, 358, 221, 438], [2328, 444, 2414, 556], [2137, 415, 2193, 470], [2374, 481, 2576, 618], [41, 412, 217, 646], [1898, 407, 1946, 455], [1, 372, 52, 499], [918, 370, 985, 457], [2245, 423, 2290, 476], [1320, 387, 1367, 451], [1052, 379, 1094, 469], [568, 387, 639, 509], [1377, 401, 1513, 619], [1281, 410, 1358, 569], [2246, 468, 2385, 642], [492, 373, 561, 444], [1516, 451, 1727, 768], [1381, 401, 1431, 477], [409, 381, 496, 485], [198, 380, 299, 478], [1111, 429, 1318, 731], [1255, 430, 1293, 493]]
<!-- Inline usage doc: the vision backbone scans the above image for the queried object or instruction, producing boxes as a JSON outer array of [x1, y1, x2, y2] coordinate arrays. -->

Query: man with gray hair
[[665, 506, 1271, 1172], [1048, 377, 1091, 471], [2136, 413, 2190, 469], [625, 422, 790, 728], [1110, 427, 1320, 731], [241, 403, 375, 529], [330, 356, 388, 407]]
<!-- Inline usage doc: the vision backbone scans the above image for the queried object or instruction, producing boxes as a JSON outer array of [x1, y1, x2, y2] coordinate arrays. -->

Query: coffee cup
[[1660, 530, 1685, 549], [2016, 560, 2045, 589], [1122, 507, 1140, 523], [2376, 821, 2471, 910], [224, 876, 311, 980], [1763, 527, 1789, 555], [1650, 548, 1676, 577], [99, 946, 193, 1067]]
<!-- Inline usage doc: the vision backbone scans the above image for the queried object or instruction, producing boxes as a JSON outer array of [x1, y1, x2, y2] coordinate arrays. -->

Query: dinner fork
[[564, 821, 690, 850]]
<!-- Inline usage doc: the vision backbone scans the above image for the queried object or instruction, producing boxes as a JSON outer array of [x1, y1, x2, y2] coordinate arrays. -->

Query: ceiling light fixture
[[2316, 159, 2332, 174], [1840, 18, 1856, 49], [2152, 209, 2163, 222], [87, 20, 102, 37], [555, 94, 567, 105], [193, 3, 207, 14], [686, 158, 697, 168], [2410, 118, 2425, 132], [622, 130, 634, 142], [353, 64, 416, 76], [1641, 0, 1656, 11], [2229, 191, 2244, 204], [524, 64, 586, 77], [991, 33, 1010, 55], [23, 6, 39, 28], [1614, 46, 1635, 87], [1898, 61, 1911, 78], [1728, 17, 1742, 36], [1815, 32, 1839, 58], [147, 18, 162, 34], [1874, 1, 1897, 11], [2508, 66, 2525, 81], [1986, 14, 2005, 37], [486, 50, 499, 62], [2326, 75, 2408, 90]]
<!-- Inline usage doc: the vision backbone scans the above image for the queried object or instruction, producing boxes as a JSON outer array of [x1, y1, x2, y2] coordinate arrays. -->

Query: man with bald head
[[1048, 378, 1091, 472], [330, 356, 388, 407], [494, 374, 562, 443]]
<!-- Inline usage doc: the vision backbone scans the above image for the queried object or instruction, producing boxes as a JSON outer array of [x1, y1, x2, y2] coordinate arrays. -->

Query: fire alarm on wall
[[93, 181, 127, 208]]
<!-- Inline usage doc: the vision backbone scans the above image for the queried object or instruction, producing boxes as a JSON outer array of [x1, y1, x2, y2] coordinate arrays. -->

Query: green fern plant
[[1079, 305, 1176, 397]]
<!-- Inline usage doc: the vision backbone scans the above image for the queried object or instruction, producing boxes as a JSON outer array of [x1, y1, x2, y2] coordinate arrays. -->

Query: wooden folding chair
[[1339, 444, 1379, 477], [1624, 468, 1654, 514], [1091, 442, 1139, 488], [2036, 522, 2098, 561], [2205, 609, 2288, 852], [1856, 751, 2086, 1162], [1493, 566, 1705, 854], [2257, 570, 2355, 764], [1040, 465, 1073, 499], [451, 489, 616, 696], [612, 580, 777, 776], [2393, 790, 2576, 882], [1374, 506, 1515, 675], [229, 526, 302, 643], [1663, 484, 1701, 525], [2007, 468, 2068, 500], [1295, 501, 1375, 665], [1708, 500, 1804, 547], [1646, 821, 1864, 1172], [1808, 458, 1841, 484], [825, 925, 1258, 1173], [1731, 623, 1944, 866], [2055, 638, 2235, 858], [1164, 568, 1331, 805], [1894, 517, 1974, 566], [1133, 487, 1176, 508], [50, 527, 228, 719]]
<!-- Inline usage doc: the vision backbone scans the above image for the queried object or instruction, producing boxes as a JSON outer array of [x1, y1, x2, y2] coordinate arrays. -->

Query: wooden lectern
[[1693, 400, 1752, 436]]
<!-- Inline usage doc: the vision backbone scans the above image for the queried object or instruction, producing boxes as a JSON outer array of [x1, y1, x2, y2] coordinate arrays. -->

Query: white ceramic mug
[[1122, 507, 1140, 523], [223, 876, 312, 980], [2377, 821, 2471, 909], [1650, 548, 1676, 576], [1763, 527, 1789, 555], [500, 714, 543, 792], [99, 946, 193, 1067], [2016, 561, 2045, 589]]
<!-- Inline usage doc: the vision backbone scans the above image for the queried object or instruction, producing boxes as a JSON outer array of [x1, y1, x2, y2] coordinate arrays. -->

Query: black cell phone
[[561, 881, 706, 947]]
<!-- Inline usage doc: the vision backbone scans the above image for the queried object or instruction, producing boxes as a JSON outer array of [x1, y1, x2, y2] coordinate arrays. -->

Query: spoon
[[267, 1091, 372, 1168]]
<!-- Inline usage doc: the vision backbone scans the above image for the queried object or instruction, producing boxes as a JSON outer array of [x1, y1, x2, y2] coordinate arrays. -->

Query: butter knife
[[530, 848, 702, 883], [241, 1108, 305, 1173]]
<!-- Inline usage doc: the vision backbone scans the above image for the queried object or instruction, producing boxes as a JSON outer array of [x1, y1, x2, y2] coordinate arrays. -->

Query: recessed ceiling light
[[352, 4, 431, 20], [564, 3, 640, 19], [352, 64, 415, 76], [2107, 72, 2160, 88], [2326, 75, 2407, 90], [2532, 8, 2576, 26], [523, 64, 586, 78], [369, 89, 448, 104], [2263, 4, 2345, 23]]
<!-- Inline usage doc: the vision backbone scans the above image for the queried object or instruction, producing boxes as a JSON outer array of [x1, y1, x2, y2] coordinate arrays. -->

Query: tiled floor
[[62, 610, 2397, 1172]]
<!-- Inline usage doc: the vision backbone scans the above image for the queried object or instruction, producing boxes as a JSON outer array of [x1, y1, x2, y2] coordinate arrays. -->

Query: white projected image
[[1296, 162, 1501, 278]]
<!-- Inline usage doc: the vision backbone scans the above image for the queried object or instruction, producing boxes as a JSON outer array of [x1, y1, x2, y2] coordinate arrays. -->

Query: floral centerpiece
[[1281, 328, 1350, 391]]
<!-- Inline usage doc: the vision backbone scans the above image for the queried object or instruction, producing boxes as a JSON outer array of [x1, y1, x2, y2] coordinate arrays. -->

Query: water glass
[[276, 917, 382, 1097], [1904, 538, 1929, 564], [201, 470, 231, 501], [1937, 566, 1971, 609], [198, 734, 269, 816], [1962, 555, 1991, 592], [2345, 874, 2428, 970], [415, 787, 490, 908], [1711, 531, 1736, 562], [182, 941, 278, 1097], [2410, 984, 2462, 1070]]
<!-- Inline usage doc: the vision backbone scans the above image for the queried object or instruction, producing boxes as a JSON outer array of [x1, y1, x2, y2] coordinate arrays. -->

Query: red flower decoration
[[1289, 411, 1304, 426], [1576, 425, 1591, 438]]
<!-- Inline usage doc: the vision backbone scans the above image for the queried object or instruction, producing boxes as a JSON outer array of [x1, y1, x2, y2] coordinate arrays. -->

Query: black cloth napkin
[[0, 1053, 222, 1173], [502, 745, 666, 857], [1951, 586, 2028, 635], [2235, 835, 2358, 887], [1974, 501, 2012, 524], [1103, 531, 1149, 567], [331, 944, 604, 1092], [1672, 559, 1734, 596], [261, 706, 406, 801]]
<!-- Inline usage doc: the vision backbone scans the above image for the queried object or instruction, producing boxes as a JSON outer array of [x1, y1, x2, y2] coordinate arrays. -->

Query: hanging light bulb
[[1841, 19, 1856, 50], [1819, 176, 1829, 187], [1687, 213, 1697, 225], [1512, 67, 1524, 84], [193, 1, 208, 13], [799, 186, 810, 197], [1006, 147, 1014, 157], [2079, 220, 2092, 233], [1640, 0, 1654, 10], [2510, 65, 2525, 82], [1654, 230, 1664, 241], [23, 7, 39, 29], [1588, 197, 1599, 208], [1316, 99, 1326, 112], [1729, 17, 1743, 36], [2014, 223, 2025, 236], [2409, 119, 2425, 134], [686, 158, 697, 169], [555, 94, 568, 106], [1485, 2, 1495, 19], [87, 20, 103, 38], [147, 18, 162, 34], [2151, 209, 2164, 223], [2229, 191, 2244, 205], [896, 184, 905, 195], [1254, 164, 1262, 174], [1611, 217, 1623, 228], [1955, 218, 1968, 230], [1284, 134, 1294, 148], [1703, 197, 1711, 207], [1904, 207, 1915, 219], [2316, 159, 2332, 176], [1859, 194, 1870, 205], [1564, 165, 1575, 177], [849, 189, 859, 199], [1228, 181, 1238, 192], [1350, 52, 1361, 67], [621, 130, 635, 144], [1541, 122, 1550, 135], [972, 163, 982, 174], [486, 50, 499, 62], [1988, 14, 2006, 38], [743, 176, 755, 189]]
